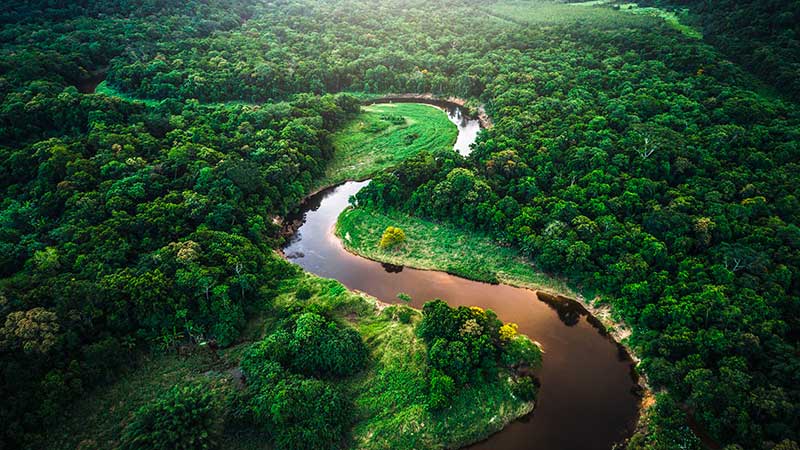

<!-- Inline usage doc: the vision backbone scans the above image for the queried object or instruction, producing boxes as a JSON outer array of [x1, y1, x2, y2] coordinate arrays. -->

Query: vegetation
[[644, 0, 800, 101], [321, 103, 457, 187], [1, 0, 798, 448], [119, 383, 223, 450], [378, 226, 407, 249], [337, 204, 577, 294]]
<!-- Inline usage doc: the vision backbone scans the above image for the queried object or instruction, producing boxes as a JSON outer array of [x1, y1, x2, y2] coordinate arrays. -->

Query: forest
[[1, 0, 798, 449]]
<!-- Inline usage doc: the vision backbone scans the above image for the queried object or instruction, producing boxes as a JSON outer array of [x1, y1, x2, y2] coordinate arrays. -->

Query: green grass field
[[483, 0, 652, 27], [484, 0, 700, 39], [337, 206, 580, 298], [318, 103, 457, 188]]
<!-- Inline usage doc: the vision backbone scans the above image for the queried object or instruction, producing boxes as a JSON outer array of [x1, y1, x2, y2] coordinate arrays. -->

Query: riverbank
[[335, 205, 653, 412], [318, 103, 458, 188], [40, 271, 539, 450], [365, 93, 492, 129], [277, 275, 541, 450]]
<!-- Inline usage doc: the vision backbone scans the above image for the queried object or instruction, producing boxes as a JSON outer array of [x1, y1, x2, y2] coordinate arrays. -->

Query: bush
[[428, 369, 456, 410], [272, 378, 351, 449], [429, 338, 472, 385], [289, 312, 368, 378], [511, 376, 538, 401], [378, 226, 406, 249], [396, 306, 414, 324], [120, 383, 221, 450], [501, 335, 542, 368]]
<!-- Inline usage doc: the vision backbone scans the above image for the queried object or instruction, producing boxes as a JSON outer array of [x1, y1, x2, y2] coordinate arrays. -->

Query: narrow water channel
[[283, 103, 641, 450]]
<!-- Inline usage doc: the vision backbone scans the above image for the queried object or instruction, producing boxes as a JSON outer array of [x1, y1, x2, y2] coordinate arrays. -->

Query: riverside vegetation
[[1, 0, 799, 449]]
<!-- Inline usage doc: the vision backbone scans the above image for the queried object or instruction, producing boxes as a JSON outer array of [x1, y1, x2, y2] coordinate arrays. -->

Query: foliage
[[417, 300, 541, 409], [119, 383, 222, 450], [378, 226, 406, 249], [0, 307, 60, 354], [498, 323, 518, 342], [289, 312, 369, 378], [237, 310, 367, 449], [1, 0, 798, 447], [646, 0, 800, 101], [510, 376, 537, 402]]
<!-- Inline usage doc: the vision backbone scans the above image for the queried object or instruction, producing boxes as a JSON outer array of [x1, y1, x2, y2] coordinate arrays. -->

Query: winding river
[[283, 103, 641, 450]]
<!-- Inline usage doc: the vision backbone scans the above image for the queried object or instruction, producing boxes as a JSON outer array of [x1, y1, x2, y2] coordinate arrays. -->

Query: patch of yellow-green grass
[[483, 0, 654, 28], [336, 206, 580, 298], [94, 81, 162, 107], [563, 1, 701, 39], [318, 103, 457, 189], [95, 81, 258, 108], [615, 3, 701, 39]]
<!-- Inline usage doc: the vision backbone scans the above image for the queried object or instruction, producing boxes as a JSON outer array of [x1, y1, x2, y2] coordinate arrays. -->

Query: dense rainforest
[[642, 0, 800, 102], [1, 0, 798, 449]]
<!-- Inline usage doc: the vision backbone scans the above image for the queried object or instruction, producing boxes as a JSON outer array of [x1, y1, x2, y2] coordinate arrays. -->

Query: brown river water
[[283, 103, 641, 450]]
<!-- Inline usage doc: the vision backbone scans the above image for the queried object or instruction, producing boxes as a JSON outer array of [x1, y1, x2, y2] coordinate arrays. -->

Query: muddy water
[[283, 104, 640, 450]]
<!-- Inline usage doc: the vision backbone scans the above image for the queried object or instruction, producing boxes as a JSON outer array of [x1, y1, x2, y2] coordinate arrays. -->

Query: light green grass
[[95, 80, 258, 108], [483, 0, 654, 27], [615, 3, 701, 39], [95, 81, 162, 107], [318, 103, 457, 188], [337, 206, 580, 298]]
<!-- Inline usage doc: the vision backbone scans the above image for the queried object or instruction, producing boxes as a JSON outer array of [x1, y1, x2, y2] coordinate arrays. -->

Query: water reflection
[[381, 262, 404, 273]]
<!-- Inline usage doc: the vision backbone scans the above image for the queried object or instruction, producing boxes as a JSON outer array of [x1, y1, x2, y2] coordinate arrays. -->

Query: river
[[283, 103, 641, 450]]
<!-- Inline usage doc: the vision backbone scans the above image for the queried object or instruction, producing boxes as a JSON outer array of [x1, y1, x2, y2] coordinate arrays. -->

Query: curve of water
[[283, 104, 640, 450]]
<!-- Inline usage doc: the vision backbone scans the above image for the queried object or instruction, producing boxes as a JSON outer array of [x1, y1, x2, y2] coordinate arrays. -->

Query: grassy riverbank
[[318, 103, 458, 188], [42, 273, 536, 450], [337, 206, 580, 298]]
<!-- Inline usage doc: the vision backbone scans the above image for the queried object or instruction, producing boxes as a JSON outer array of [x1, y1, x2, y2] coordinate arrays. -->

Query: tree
[[0, 307, 59, 354], [120, 383, 222, 450], [379, 226, 406, 249]]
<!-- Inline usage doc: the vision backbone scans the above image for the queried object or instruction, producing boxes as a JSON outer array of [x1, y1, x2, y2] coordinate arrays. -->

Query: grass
[[484, 0, 700, 39], [276, 275, 535, 450], [94, 81, 162, 107], [483, 0, 654, 27], [44, 273, 534, 450], [95, 81, 258, 108], [318, 103, 457, 188], [42, 346, 242, 450], [614, 3, 702, 39], [336, 206, 580, 298]]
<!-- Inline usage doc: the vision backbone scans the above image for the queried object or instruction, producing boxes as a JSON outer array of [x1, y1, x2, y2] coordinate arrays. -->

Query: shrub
[[397, 306, 414, 324], [289, 312, 368, 378], [378, 226, 406, 249], [499, 323, 519, 342], [429, 338, 472, 385], [248, 375, 351, 450], [501, 335, 542, 368], [511, 376, 537, 401], [120, 383, 221, 450], [428, 369, 456, 410]]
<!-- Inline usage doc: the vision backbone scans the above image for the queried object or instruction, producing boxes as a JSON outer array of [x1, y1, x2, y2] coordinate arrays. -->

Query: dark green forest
[[1, 0, 798, 449]]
